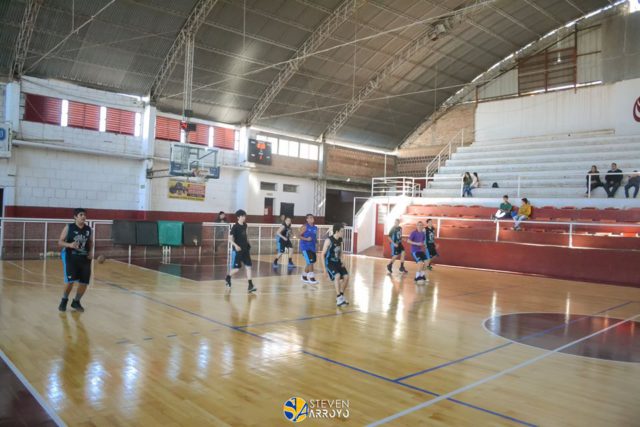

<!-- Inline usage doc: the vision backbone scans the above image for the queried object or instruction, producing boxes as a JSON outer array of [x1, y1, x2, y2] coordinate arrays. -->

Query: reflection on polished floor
[[1, 254, 639, 426]]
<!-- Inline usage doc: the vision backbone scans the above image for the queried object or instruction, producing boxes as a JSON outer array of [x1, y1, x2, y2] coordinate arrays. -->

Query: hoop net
[[192, 168, 209, 182]]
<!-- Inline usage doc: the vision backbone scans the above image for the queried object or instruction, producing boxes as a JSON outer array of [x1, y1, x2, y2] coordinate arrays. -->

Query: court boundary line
[[0, 348, 67, 427], [368, 312, 640, 426], [394, 300, 634, 381], [98, 280, 537, 427]]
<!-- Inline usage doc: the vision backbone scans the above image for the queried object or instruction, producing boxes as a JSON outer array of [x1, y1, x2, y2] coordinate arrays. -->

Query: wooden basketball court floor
[[1, 254, 639, 426]]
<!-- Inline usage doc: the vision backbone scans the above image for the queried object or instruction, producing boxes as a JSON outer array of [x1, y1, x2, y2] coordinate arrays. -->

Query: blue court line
[[236, 309, 360, 329], [100, 280, 536, 426], [303, 350, 536, 427], [394, 300, 634, 382]]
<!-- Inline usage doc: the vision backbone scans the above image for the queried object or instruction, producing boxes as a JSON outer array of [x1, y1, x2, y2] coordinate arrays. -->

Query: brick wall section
[[402, 103, 476, 149], [326, 146, 395, 179], [254, 154, 319, 176]]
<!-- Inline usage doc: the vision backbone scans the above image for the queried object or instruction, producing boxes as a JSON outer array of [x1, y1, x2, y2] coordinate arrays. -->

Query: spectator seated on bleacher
[[624, 170, 639, 199], [512, 198, 532, 231], [585, 165, 603, 196], [491, 195, 512, 221], [604, 162, 623, 198]]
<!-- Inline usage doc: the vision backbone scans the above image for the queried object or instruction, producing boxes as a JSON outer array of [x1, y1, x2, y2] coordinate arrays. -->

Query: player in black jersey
[[425, 219, 438, 270], [321, 224, 349, 307], [387, 219, 408, 274], [58, 208, 93, 312], [225, 209, 257, 293], [273, 216, 295, 269]]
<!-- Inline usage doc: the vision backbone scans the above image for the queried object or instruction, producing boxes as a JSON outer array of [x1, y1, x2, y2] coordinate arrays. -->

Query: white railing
[[425, 129, 466, 178], [420, 171, 638, 199], [398, 215, 640, 250], [371, 176, 421, 197], [0, 218, 354, 261]]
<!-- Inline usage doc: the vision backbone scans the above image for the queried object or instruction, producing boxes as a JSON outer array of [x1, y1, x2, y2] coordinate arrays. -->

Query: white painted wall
[[0, 78, 323, 217], [245, 171, 316, 217], [13, 146, 142, 209], [475, 77, 640, 141], [354, 199, 376, 253], [149, 160, 241, 214]]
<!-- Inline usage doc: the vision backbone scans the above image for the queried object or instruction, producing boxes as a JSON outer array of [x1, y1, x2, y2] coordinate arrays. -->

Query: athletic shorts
[[302, 250, 317, 265], [426, 243, 438, 257], [412, 251, 430, 263], [326, 262, 348, 281], [390, 242, 404, 256], [276, 239, 293, 253], [231, 248, 252, 269], [62, 252, 91, 285]]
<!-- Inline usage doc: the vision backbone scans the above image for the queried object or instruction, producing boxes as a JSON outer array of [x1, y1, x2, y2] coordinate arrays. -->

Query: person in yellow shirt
[[513, 198, 532, 231]]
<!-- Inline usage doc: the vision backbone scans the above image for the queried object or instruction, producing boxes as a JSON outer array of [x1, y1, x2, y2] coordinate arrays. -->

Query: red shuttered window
[[24, 93, 62, 125], [106, 108, 135, 135], [188, 124, 209, 145], [68, 101, 100, 130], [156, 116, 181, 141], [213, 126, 235, 150]]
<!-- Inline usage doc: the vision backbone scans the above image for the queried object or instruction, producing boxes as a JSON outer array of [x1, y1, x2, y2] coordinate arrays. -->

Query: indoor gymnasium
[[1, 0, 640, 425]]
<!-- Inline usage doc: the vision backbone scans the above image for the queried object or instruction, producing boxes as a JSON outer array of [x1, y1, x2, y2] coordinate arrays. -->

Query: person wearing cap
[[225, 209, 257, 293]]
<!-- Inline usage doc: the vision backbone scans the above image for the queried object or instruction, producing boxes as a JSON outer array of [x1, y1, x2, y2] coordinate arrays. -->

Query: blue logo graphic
[[283, 397, 309, 423], [0, 128, 5, 141]]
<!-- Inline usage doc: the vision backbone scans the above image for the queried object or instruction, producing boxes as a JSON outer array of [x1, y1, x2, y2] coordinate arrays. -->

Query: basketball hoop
[[192, 168, 209, 182]]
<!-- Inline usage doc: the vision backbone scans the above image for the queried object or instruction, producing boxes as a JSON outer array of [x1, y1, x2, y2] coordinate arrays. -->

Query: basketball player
[[387, 218, 408, 274], [321, 224, 349, 307], [273, 216, 295, 269], [407, 221, 429, 284], [58, 208, 93, 312], [225, 209, 257, 293], [425, 218, 438, 270], [299, 214, 318, 284]]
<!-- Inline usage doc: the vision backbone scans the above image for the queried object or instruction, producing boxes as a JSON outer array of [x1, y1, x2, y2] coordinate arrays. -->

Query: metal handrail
[[420, 171, 638, 199], [425, 129, 465, 178], [371, 176, 421, 197], [0, 218, 354, 260], [399, 214, 639, 249]]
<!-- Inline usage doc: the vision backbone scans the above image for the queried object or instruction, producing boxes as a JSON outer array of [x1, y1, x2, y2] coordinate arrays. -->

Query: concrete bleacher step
[[454, 141, 640, 160], [447, 149, 640, 167], [428, 178, 588, 189], [465, 135, 639, 150], [438, 158, 640, 175], [421, 187, 616, 198]]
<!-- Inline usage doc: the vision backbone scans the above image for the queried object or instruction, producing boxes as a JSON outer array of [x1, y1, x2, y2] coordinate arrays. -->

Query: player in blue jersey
[[299, 214, 318, 284], [407, 221, 429, 284], [387, 218, 408, 274], [321, 224, 349, 307], [273, 216, 295, 269], [58, 208, 93, 312]]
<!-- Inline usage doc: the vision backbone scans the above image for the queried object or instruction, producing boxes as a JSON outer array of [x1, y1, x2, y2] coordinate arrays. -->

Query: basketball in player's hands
[[97, 255, 106, 264]]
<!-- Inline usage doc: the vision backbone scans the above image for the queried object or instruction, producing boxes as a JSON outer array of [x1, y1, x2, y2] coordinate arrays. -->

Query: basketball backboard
[[170, 143, 220, 179]]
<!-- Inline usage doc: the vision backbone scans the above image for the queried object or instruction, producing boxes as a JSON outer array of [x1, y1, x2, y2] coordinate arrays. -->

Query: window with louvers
[[188, 124, 209, 145], [156, 116, 181, 141], [106, 108, 135, 135], [68, 101, 100, 130], [213, 126, 235, 150], [24, 93, 62, 125]]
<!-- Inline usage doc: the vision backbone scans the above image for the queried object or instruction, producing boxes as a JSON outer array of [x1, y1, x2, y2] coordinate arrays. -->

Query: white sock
[[308, 272, 315, 278]]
